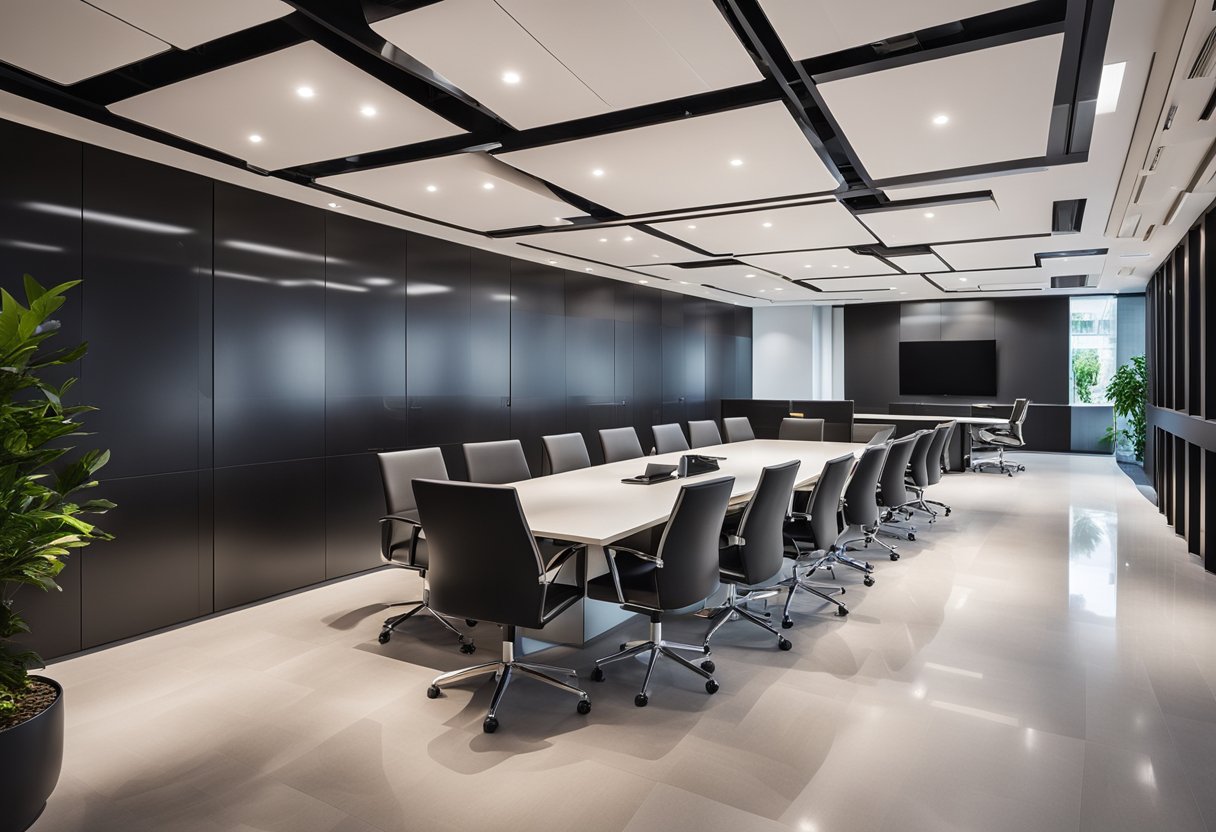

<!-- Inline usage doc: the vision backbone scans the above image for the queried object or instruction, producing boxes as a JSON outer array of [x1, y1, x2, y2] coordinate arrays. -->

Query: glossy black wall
[[0, 117, 752, 658]]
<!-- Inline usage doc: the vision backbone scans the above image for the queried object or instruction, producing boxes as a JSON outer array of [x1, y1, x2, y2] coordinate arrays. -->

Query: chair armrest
[[724, 534, 746, 547], [604, 544, 664, 567], [379, 514, 422, 563], [538, 543, 585, 584]]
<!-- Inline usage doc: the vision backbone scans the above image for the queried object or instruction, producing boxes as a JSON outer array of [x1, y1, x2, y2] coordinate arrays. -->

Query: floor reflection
[[1068, 506, 1118, 618]]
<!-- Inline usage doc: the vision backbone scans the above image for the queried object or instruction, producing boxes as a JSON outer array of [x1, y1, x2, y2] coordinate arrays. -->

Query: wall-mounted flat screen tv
[[899, 340, 997, 397]]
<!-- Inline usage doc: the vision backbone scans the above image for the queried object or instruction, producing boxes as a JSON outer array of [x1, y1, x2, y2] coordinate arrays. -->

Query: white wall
[[751, 305, 836, 399]]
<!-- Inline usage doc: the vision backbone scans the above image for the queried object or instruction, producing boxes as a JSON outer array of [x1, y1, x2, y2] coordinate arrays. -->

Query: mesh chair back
[[722, 416, 755, 443], [907, 429, 936, 487], [688, 420, 723, 448], [733, 460, 800, 584], [1009, 398, 1030, 442], [925, 422, 954, 486], [879, 432, 921, 509], [599, 427, 644, 463], [779, 417, 825, 441], [542, 432, 591, 475], [842, 443, 887, 528], [464, 439, 531, 484], [853, 423, 895, 445], [413, 480, 548, 627], [652, 423, 690, 454], [653, 477, 734, 609], [802, 453, 856, 550]]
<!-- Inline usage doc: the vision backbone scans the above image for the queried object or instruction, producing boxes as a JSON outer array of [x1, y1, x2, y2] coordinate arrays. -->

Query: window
[[1069, 296, 1118, 405]]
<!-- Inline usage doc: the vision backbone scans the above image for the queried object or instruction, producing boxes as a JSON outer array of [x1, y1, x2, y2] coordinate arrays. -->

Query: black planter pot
[[0, 676, 64, 832]]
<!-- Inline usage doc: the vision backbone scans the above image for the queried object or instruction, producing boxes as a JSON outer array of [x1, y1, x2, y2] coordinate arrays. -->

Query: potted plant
[[0, 276, 112, 832], [1103, 355, 1148, 463]]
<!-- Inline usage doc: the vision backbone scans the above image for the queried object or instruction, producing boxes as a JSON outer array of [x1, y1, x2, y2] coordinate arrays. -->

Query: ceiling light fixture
[[482, 182, 495, 190], [425, 185, 437, 193], [248, 134, 263, 143], [651, 254, 660, 258], [762, 222, 773, 228], [924, 212, 935, 219], [932, 114, 949, 126], [623, 236, 633, 242], [599, 238, 608, 243], [959, 277, 968, 282], [592, 168, 605, 177], [687, 224, 697, 230], [327, 202, 340, 208], [585, 267, 594, 272], [547, 260, 557, 265], [744, 273, 755, 278], [296, 86, 315, 99], [502, 70, 521, 85], [775, 287, 784, 291], [679, 281, 690, 285], [1096, 62, 1126, 114], [730, 158, 743, 167], [360, 105, 377, 117], [638, 279, 648, 284]]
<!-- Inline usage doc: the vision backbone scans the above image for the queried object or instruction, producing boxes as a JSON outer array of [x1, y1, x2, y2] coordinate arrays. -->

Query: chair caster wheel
[[839, 587, 846, 594], [466, 619, 478, 627], [459, 642, 476, 654], [781, 616, 793, 629], [778, 637, 792, 651], [907, 534, 916, 542], [700, 660, 716, 674], [426, 685, 441, 700], [835, 606, 849, 617], [945, 509, 952, 517], [890, 552, 901, 560], [619, 643, 628, 651], [864, 576, 875, 587], [634, 693, 649, 708], [483, 716, 499, 734], [377, 631, 390, 645], [577, 699, 592, 715], [590, 666, 605, 682], [705, 679, 719, 695]]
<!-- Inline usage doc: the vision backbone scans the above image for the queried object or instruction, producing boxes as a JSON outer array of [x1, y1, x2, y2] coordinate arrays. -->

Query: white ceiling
[[648, 200, 875, 255], [108, 42, 464, 170], [886, 252, 950, 273], [858, 195, 1049, 247], [87, 0, 293, 50], [933, 237, 1104, 271], [497, 102, 840, 215], [372, 0, 760, 130], [0, 0, 169, 85], [757, 0, 1028, 60], [513, 226, 707, 267], [638, 261, 812, 301], [818, 34, 1064, 180], [317, 152, 577, 233], [802, 273, 916, 293], [739, 247, 897, 279]]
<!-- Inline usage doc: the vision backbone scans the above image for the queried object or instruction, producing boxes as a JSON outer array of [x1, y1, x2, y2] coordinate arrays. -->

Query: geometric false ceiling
[[513, 226, 707, 268], [649, 201, 875, 256], [740, 248, 898, 280], [87, 0, 293, 50]]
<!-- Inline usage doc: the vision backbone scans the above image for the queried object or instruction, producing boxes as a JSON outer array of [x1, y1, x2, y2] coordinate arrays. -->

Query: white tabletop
[[510, 439, 863, 546], [854, 413, 1008, 426]]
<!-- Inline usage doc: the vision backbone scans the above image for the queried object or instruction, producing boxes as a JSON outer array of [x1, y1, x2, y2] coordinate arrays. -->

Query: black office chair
[[852, 423, 895, 445], [414, 479, 591, 733], [599, 426, 645, 463], [588, 476, 734, 706], [541, 432, 591, 475], [464, 438, 531, 484], [782, 452, 856, 622], [651, 423, 690, 455], [906, 422, 954, 519], [705, 461, 800, 651], [833, 441, 891, 575], [871, 431, 925, 549], [971, 398, 1030, 475], [688, 419, 723, 448], [722, 416, 755, 443], [779, 417, 824, 441], [376, 448, 474, 650]]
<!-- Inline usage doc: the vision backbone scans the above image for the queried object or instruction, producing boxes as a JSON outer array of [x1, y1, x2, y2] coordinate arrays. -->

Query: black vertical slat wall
[[1146, 202, 1216, 572], [0, 117, 752, 659]]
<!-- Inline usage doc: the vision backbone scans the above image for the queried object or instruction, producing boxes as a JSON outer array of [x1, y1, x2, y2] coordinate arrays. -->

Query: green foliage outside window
[[1072, 348, 1101, 404]]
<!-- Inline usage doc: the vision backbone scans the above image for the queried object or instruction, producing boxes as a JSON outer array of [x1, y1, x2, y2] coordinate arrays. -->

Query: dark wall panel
[[214, 184, 325, 467], [510, 260, 566, 474], [325, 453, 384, 579], [994, 297, 1068, 404], [843, 303, 901, 409], [565, 271, 618, 464], [633, 287, 663, 450]]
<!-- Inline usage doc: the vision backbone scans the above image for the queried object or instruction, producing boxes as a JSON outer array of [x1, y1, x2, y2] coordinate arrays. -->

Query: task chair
[[414, 479, 591, 733], [652, 422, 691, 455], [873, 431, 926, 547], [971, 398, 1030, 476], [722, 416, 755, 443], [599, 426, 645, 463], [834, 442, 891, 575], [704, 461, 800, 652], [588, 476, 735, 706], [781, 452, 856, 622], [906, 422, 954, 519], [852, 423, 895, 445], [464, 439, 531, 484], [376, 448, 474, 650], [688, 419, 723, 448], [779, 417, 825, 441], [541, 432, 591, 475]]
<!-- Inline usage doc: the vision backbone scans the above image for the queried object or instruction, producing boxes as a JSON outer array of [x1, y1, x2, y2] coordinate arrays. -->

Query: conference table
[[509, 439, 863, 647]]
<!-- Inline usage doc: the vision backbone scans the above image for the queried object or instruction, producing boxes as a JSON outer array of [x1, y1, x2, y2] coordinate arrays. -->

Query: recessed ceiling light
[[762, 222, 773, 228], [585, 267, 594, 272], [623, 236, 633, 242], [889, 287, 897, 290], [932, 114, 949, 126], [959, 277, 968, 282], [482, 182, 495, 190], [599, 238, 608, 243], [638, 279, 648, 284], [831, 264, 839, 269], [679, 281, 690, 285], [900, 291, 908, 295], [687, 224, 697, 230], [592, 168, 605, 177], [296, 86, 315, 99], [502, 70, 521, 85], [803, 265, 812, 268], [360, 104, 377, 117], [248, 134, 263, 143], [744, 273, 755, 278], [759, 288, 768, 292], [1096, 62, 1126, 114], [547, 260, 557, 265], [327, 202, 340, 208], [651, 254, 660, 258], [425, 185, 438, 193], [924, 212, 935, 219], [775, 287, 784, 291], [729, 158, 743, 167], [842, 265, 849, 269]]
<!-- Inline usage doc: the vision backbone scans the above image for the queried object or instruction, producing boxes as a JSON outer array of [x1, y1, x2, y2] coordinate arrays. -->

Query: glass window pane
[[1069, 296, 1118, 405]]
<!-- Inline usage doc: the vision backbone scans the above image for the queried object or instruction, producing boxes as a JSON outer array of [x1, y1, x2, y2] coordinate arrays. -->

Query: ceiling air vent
[[1143, 224, 1156, 241], [1189, 26, 1216, 78], [1052, 199, 1086, 233], [1118, 267, 1136, 276], [1164, 104, 1178, 130], [1050, 275, 1092, 289], [1147, 146, 1163, 171], [1118, 213, 1142, 238]]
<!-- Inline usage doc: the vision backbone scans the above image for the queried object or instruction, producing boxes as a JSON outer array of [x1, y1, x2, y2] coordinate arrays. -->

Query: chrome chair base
[[781, 542, 853, 619], [427, 638, 589, 732], [703, 584, 792, 650], [379, 596, 473, 651], [971, 445, 1025, 476], [591, 619, 719, 706]]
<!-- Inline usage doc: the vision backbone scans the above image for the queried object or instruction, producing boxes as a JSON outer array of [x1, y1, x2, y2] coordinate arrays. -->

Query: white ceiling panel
[[933, 237, 1105, 271], [858, 196, 1049, 247], [740, 247, 896, 279], [87, 0, 293, 50], [109, 42, 464, 170], [931, 268, 1051, 290], [817, 34, 1064, 180], [0, 0, 168, 85], [640, 262, 815, 301], [513, 225, 707, 267], [497, 103, 840, 215], [318, 153, 577, 233], [649, 201, 874, 255], [887, 252, 950, 273], [757, 0, 1028, 60], [802, 274, 915, 293]]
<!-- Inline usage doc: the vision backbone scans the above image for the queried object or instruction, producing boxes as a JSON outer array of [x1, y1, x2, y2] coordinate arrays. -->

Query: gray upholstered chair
[[599, 427, 645, 463], [688, 420, 723, 448], [971, 398, 1030, 475], [652, 423, 690, 454], [852, 423, 895, 445], [779, 417, 825, 441], [722, 416, 755, 443], [463, 439, 531, 484], [541, 432, 591, 475]]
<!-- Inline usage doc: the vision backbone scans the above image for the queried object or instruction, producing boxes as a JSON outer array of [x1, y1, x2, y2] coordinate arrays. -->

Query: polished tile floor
[[32, 453, 1216, 832]]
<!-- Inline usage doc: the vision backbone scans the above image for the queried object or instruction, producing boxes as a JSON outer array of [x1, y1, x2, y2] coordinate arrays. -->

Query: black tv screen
[[899, 340, 997, 397]]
